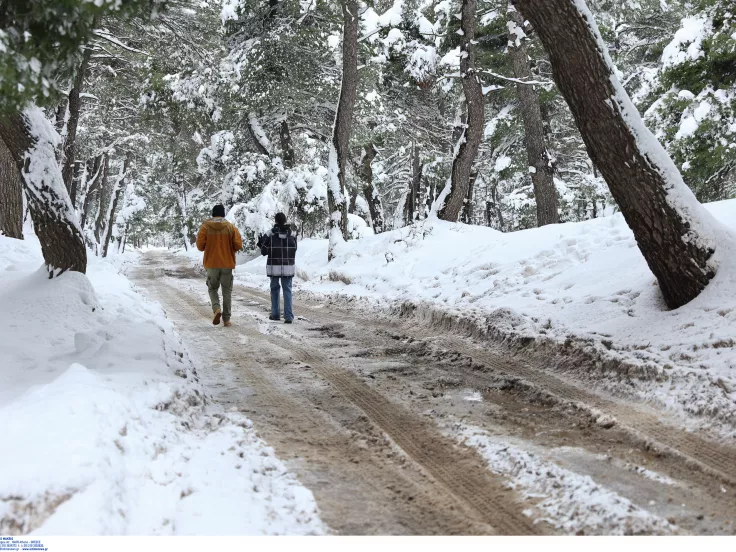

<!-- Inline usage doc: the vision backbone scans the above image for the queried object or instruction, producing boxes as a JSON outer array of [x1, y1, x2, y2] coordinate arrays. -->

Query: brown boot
[[223, 320, 232, 327], [212, 308, 222, 325]]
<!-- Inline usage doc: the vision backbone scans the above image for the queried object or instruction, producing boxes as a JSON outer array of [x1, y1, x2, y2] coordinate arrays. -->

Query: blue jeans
[[270, 277, 293, 321]]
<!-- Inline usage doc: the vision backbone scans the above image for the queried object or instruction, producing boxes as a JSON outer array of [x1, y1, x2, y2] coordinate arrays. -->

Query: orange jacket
[[196, 218, 243, 269]]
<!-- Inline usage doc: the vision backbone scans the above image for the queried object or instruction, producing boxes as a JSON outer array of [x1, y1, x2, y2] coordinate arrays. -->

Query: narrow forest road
[[131, 251, 736, 536]]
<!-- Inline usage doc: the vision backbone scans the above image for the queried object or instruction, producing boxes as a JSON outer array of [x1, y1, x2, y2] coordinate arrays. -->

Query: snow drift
[[235, 200, 736, 436]]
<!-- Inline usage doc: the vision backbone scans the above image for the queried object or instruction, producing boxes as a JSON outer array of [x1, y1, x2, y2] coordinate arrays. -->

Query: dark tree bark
[[0, 111, 86, 275], [462, 170, 477, 224], [348, 186, 358, 214], [327, 0, 358, 259], [437, 0, 484, 222], [61, 30, 96, 195], [0, 136, 23, 239], [80, 154, 103, 230], [54, 99, 67, 135], [507, 4, 559, 226], [279, 119, 295, 168], [427, 178, 436, 214], [102, 154, 130, 258], [513, 0, 717, 308], [69, 160, 82, 208], [402, 184, 414, 226], [356, 143, 385, 233]]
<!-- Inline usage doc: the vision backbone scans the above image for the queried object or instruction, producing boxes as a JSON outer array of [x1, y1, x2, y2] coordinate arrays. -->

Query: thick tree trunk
[[437, 0, 484, 222], [279, 119, 295, 168], [507, 4, 559, 226], [102, 155, 130, 258], [356, 143, 384, 233], [0, 136, 23, 239], [327, 0, 358, 260], [0, 110, 86, 275], [61, 33, 95, 195], [513, 0, 719, 308]]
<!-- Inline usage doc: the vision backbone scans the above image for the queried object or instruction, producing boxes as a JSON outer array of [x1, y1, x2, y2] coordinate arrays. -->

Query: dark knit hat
[[212, 204, 226, 217], [275, 212, 287, 225]]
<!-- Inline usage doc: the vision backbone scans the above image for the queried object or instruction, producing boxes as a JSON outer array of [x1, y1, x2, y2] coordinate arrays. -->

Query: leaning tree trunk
[[327, 0, 358, 260], [357, 143, 385, 233], [279, 119, 295, 168], [61, 26, 96, 195], [437, 0, 484, 221], [102, 154, 130, 258], [248, 113, 271, 156], [0, 109, 87, 275], [513, 0, 719, 308], [507, 3, 559, 226], [0, 136, 23, 239]]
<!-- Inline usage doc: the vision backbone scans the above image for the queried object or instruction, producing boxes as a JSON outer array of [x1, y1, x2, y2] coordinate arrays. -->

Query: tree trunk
[[80, 154, 103, 230], [402, 184, 414, 227], [0, 110, 86, 275], [327, 0, 358, 260], [0, 136, 23, 239], [102, 154, 130, 258], [348, 186, 358, 214], [357, 143, 384, 233], [175, 173, 190, 251], [61, 31, 95, 195], [507, 3, 559, 226], [94, 155, 111, 247], [248, 113, 271, 156], [279, 119, 295, 168], [513, 0, 719, 308], [462, 170, 477, 224], [411, 143, 423, 221], [69, 160, 82, 209], [437, 0, 484, 222]]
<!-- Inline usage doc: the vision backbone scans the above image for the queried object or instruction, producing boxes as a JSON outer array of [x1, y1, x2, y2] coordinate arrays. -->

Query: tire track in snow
[[145, 276, 542, 535]]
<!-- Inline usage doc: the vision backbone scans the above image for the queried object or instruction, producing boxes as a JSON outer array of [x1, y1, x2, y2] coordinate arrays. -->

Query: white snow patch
[[0, 235, 326, 535], [453, 424, 673, 535]]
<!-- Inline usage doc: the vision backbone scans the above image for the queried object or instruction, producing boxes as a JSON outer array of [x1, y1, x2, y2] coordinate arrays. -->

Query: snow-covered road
[[131, 251, 736, 535]]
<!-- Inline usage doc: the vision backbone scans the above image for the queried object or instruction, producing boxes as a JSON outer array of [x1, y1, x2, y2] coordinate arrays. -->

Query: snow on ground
[[231, 200, 736, 435], [0, 235, 326, 535], [448, 423, 673, 535]]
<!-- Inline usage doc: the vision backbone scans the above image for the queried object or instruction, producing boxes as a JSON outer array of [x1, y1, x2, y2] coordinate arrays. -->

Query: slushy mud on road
[[132, 252, 736, 535]]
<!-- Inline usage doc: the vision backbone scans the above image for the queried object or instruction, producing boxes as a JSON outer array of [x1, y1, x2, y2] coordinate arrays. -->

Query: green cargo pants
[[206, 268, 234, 322]]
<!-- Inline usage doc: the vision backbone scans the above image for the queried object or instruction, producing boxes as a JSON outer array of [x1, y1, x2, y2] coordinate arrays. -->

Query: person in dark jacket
[[258, 212, 297, 323]]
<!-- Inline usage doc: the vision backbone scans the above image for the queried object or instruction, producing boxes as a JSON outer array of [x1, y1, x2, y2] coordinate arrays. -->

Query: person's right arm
[[196, 224, 207, 251]]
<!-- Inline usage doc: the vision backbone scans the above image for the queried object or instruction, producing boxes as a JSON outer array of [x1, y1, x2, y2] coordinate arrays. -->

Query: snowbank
[[0, 235, 325, 535], [235, 200, 736, 434]]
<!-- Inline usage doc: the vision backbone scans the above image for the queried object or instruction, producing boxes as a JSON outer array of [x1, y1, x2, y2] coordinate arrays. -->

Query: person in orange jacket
[[196, 205, 243, 327]]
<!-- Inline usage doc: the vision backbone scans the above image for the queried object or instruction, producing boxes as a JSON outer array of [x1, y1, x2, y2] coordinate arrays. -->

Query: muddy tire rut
[[131, 253, 736, 535]]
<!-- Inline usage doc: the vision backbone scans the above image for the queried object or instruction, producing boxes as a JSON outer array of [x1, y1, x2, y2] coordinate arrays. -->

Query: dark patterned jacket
[[259, 224, 297, 277]]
